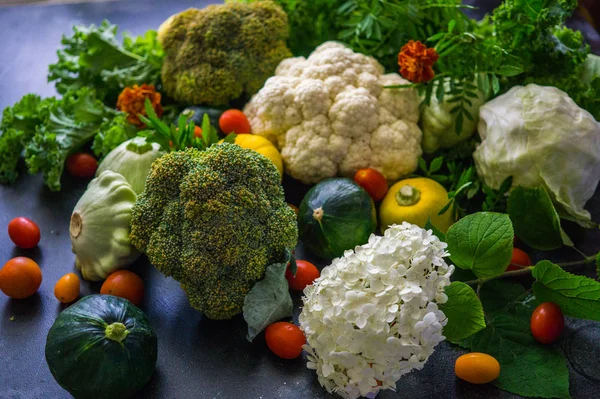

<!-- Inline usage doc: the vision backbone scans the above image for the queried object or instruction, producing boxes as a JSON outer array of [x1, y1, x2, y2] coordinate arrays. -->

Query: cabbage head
[[474, 84, 600, 223]]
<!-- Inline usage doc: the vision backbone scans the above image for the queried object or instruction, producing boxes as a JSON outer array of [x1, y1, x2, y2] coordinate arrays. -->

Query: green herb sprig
[[138, 99, 236, 152]]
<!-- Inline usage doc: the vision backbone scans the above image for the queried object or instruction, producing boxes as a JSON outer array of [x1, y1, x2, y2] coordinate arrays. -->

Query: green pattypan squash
[[96, 137, 163, 195]]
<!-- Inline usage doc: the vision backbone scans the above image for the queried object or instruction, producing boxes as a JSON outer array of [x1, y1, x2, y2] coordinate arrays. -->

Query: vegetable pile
[[2, 1, 600, 399]]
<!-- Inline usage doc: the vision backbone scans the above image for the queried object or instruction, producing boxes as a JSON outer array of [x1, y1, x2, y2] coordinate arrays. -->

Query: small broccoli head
[[160, 1, 292, 106], [130, 143, 298, 319]]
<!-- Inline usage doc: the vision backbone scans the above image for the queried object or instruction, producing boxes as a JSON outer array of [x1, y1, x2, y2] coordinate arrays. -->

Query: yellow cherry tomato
[[54, 273, 81, 303], [379, 177, 454, 233], [455, 352, 500, 384], [220, 134, 283, 177]]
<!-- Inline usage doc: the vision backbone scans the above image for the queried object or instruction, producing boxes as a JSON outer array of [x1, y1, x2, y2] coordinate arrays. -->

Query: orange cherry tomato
[[0, 257, 42, 299], [288, 203, 299, 215], [66, 153, 98, 178], [219, 109, 251, 134], [506, 248, 532, 271], [285, 260, 320, 291], [194, 125, 203, 138], [100, 270, 144, 306], [54, 273, 80, 304], [531, 302, 564, 344], [354, 168, 388, 202], [455, 352, 500, 384], [8, 217, 41, 249], [265, 322, 305, 359]]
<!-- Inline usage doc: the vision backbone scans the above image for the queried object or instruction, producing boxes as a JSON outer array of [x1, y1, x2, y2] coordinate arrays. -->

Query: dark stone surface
[[1, 1, 600, 399]]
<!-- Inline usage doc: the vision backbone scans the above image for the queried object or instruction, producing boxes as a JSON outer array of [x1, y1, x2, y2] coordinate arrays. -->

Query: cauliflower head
[[159, 1, 292, 106], [130, 144, 298, 319], [474, 84, 600, 222], [244, 42, 423, 184], [300, 223, 453, 399]]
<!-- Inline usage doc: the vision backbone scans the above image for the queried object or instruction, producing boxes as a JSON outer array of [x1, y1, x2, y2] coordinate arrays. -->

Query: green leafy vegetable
[[48, 21, 163, 105], [533, 261, 600, 321], [446, 212, 513, 278], [91, 114, 140, 159], [23, 88, 120, 191], [0, 94, 55, 184], [243, 262, 293, 342], [508, 186, 568, 250], [439, 282, 485, 343]]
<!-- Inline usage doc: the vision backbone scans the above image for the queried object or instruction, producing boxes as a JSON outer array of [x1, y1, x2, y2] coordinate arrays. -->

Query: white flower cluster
[[299, 223, 453, 399]]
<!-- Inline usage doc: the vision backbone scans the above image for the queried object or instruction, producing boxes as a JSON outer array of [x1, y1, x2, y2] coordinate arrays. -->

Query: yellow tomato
[[379, 177, 454, 233], [221, 134, 283, 177], [455, 353, 500, 384]]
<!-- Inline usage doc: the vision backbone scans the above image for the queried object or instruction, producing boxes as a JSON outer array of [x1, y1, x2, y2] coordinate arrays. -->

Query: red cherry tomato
[[531, 302, 564, 344], [0, 257, 42, 299], [100, 270, 144, 306], [506, 248, 532, 271], [66, 153, 98, 178], [8, 217, 41, 249], [219, 109, 251, 134], [265, 322, 305, 359], [285, 260, 320, 291], [353, 168, 388, 202]]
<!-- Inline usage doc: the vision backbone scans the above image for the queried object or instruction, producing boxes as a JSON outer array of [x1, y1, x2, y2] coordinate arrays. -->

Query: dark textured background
[[1, 1, 600, 398]]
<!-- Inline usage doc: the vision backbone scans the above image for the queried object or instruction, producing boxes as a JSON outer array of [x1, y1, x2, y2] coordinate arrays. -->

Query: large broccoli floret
[[159, 1, 292, 106], [130, 143, 298, 319]]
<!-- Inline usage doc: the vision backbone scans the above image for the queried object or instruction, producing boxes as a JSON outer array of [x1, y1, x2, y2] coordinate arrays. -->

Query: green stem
[[396, 185, 421, 206], [105, 322, 130, 343], [464, 254, 598, 286], [126, 137, 153, 154]]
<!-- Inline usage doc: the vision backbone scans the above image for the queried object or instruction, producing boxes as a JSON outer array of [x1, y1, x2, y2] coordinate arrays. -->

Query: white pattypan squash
[[70, 170, 140, 281]]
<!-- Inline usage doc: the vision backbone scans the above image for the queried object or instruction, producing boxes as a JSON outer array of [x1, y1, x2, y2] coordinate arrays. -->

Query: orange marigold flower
[[398, 40, 439, 83], [116, 84, 163, 127]]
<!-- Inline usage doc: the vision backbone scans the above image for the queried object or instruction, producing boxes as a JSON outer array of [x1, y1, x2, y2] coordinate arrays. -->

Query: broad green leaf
[[450, 268, 477, 282], [425, 218, 445, 242], [532, 260, 600, 321], [497, 64, 524, 77], [468, 312, 570, 399], [491, 74, 500, 94], [243, 263, 293, 342], [479, 280, 526, 314], [508, 186, 565, 250], [429, 156, 444, 174], [439, 282, 485, 343], [446, 212, 514, 278]]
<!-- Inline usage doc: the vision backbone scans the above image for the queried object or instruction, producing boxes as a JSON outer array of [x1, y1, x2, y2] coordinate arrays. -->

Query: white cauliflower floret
[[299, 223, 453, 399], [244, 42, 422, 184]]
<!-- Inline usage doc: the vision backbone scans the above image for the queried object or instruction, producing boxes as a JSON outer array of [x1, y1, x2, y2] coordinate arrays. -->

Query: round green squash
[[298, 178, 377, 260], [45, 295, 158, 399]]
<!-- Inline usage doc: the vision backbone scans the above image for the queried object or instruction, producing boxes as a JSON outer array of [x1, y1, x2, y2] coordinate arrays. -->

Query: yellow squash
[[223, 134, 284, 177], [379, 177, 454, 233]]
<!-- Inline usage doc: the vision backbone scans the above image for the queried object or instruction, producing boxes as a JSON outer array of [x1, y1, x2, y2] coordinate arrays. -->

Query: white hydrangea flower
[[299, 223, 453, 399]]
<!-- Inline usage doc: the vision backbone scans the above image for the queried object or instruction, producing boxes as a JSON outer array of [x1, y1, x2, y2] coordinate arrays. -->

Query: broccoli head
[[159, 1, 292, 106], [130, 143, 298, 319]]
